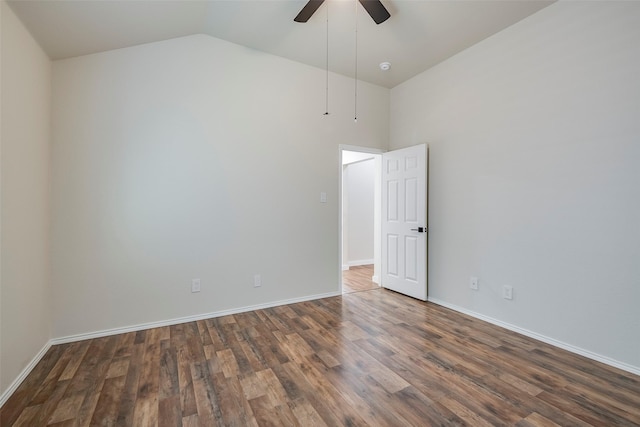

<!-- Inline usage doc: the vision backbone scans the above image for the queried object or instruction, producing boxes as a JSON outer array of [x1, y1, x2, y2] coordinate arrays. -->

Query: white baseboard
[[51, 291, 341, 345], [427, 297, 640, 377], [7, 292, 635, 409], [342, 264, 350, 271], [372, 275, 380, 284], [1, 291, 341, 407], [347, 259, 374, 267], [0, 341, 52, 408]]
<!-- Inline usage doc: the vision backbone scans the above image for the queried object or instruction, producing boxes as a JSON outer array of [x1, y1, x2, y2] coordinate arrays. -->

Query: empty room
[[1, 0, 639, 425]]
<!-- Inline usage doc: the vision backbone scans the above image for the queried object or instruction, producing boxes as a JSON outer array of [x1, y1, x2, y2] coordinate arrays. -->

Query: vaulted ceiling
[[8, 0, 553, 88]]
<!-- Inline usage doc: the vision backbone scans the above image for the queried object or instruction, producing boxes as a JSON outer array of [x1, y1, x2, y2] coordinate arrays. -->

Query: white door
[[381, 144, 428, 300]]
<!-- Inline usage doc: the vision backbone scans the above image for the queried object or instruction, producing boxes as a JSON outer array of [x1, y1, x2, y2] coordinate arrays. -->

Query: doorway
[[340, 146, 382, 294], [339, 144, 429, 299]]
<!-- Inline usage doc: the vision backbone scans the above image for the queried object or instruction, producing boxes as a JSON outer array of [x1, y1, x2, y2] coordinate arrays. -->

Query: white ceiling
[[8, 0, 554, 88]]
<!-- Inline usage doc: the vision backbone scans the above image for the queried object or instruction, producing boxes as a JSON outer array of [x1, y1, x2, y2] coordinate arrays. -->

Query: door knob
[[410, 227, 427, 233]]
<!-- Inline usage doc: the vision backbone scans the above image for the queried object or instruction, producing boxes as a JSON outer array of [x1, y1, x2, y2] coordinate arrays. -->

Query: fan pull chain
[[324, 2, 329, 116], [354, 0, 358, 123]]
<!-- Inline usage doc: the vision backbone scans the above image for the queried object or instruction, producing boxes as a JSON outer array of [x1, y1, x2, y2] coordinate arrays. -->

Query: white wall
[[0, 0, 52, 396], [51, 34, 389, 338], [391, 1, 640, 371], [344, 159, 375, 265]]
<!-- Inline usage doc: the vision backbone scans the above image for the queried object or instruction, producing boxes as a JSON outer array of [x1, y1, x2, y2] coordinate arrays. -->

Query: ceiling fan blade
[[358, 0, 390, 25], [294, 0, 326, 23]]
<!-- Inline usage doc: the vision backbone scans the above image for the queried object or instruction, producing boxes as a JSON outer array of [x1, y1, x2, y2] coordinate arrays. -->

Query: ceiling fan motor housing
[[294, 0, 391, 24]]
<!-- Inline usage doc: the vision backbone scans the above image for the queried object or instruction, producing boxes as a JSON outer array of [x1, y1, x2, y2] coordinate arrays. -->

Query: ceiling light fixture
[[379, 61, 391, 71]]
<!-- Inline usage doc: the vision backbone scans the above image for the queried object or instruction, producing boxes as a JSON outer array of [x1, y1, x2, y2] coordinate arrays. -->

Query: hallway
[[342, 265, 378, 294]]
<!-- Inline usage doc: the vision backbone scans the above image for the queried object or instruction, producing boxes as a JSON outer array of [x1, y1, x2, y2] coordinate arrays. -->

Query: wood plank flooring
[[2, 289, 639, 426], [342, 265, 378, 294]]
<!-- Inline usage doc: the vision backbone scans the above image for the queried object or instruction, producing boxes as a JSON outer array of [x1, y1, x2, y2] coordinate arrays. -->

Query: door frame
[[338, 145, 384, 293]]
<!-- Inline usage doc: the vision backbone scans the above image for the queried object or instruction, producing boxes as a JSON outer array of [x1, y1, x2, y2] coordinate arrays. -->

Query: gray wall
[[345, 159, 375, 265], [391, 1, 640, 371], [1, 1, 52, 396], [50, 34, 389, 339]]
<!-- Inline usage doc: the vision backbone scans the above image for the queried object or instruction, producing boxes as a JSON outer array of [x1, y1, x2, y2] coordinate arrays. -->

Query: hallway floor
[[342, 265, 378, 294]]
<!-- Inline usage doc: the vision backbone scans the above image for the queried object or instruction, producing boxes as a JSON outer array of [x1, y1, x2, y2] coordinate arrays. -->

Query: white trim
[[343, 157, 375, 166], [1, 291, 340, 406], [338, 144, 385, 155], [342, 265, 350, 271], [427, 297, 640, 377], [372, 275, 380, 284], [51, 291, 340, 345], [4, 293, 637, 407], [0, 341, 52, 407], [347, 259, 374, 267]]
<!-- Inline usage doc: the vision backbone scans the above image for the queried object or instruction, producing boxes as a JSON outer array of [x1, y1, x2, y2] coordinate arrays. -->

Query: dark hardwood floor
[[342, 265, 378, 294], [2, 289, 639, 426]]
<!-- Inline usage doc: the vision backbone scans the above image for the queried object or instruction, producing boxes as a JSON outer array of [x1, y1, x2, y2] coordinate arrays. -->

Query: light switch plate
[[503, 285, 513, 300]]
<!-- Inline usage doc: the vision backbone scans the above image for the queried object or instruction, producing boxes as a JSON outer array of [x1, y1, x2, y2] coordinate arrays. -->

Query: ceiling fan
[[294, 0, 390, 25]]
